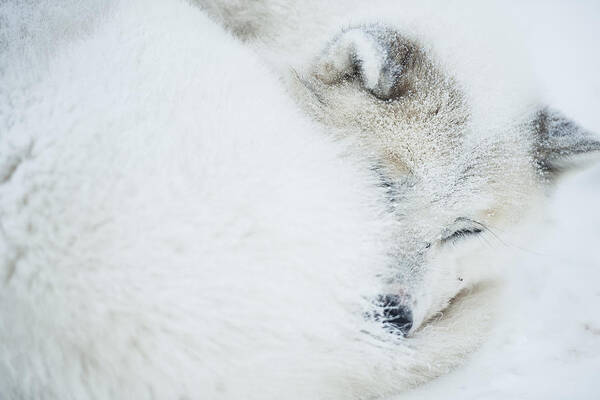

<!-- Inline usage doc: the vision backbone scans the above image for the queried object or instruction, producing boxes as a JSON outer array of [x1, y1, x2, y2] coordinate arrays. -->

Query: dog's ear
[[533, 108, 600, 179], [313, 25, 420, 100]]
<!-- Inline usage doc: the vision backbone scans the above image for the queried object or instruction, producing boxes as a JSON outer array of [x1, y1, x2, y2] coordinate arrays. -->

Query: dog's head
[[293, 24, 600, 334]]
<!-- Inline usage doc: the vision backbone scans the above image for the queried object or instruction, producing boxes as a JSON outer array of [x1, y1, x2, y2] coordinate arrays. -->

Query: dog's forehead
[[386, 130, 538, 231]]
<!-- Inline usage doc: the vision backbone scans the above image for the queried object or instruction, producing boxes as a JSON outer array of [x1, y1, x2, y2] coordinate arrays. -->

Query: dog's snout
[[376, 294, 413, 335]]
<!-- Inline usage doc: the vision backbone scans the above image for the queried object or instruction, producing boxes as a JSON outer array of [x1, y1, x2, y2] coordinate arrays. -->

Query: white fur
[[1, 0, 596, 399], [0, 0, 486, 398]]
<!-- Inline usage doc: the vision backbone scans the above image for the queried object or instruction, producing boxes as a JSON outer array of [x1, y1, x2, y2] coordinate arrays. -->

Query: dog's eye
[[441, 219, 484, 244], [443, 227, 482, 242]]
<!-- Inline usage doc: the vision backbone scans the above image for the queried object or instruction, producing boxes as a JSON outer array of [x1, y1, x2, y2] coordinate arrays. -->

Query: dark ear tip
[[533, 107, 600, 177]]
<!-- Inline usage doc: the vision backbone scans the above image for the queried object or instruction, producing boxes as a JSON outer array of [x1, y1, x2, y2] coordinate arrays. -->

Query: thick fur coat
[[1, 0, 598, 399]]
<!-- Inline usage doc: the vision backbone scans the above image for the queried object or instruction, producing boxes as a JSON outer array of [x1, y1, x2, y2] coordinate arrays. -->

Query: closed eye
[[440, 218, 485, 244], [442, 227, 482, 243]]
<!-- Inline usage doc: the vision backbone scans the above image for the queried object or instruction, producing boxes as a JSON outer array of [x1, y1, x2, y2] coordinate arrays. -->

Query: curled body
[[198, 0, 600, 334], [0, 0, 598, 399]]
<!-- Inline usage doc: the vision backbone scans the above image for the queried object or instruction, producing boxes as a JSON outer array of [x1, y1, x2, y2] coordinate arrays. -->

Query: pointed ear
[[533, 108, 600, 178]]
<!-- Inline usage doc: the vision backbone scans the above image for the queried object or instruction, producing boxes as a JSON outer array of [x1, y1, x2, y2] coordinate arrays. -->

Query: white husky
[[0, 0, 598, 399]]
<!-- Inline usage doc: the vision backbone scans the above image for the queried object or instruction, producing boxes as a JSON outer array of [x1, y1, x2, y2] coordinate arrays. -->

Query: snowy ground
[[397, 2, 600, 399]]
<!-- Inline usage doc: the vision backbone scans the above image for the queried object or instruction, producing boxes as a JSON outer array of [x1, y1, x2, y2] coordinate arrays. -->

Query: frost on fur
[[533, 108, 600, 178], [1, 0, 600, 399], [314, 25, 424, 101]]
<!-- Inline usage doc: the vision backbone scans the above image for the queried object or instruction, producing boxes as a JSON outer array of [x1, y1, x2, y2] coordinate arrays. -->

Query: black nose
[[376, 294, 413, 335]]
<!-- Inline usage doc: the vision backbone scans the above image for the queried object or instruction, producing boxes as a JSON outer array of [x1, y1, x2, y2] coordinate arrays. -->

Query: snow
[[396, 2, 600, 398]]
